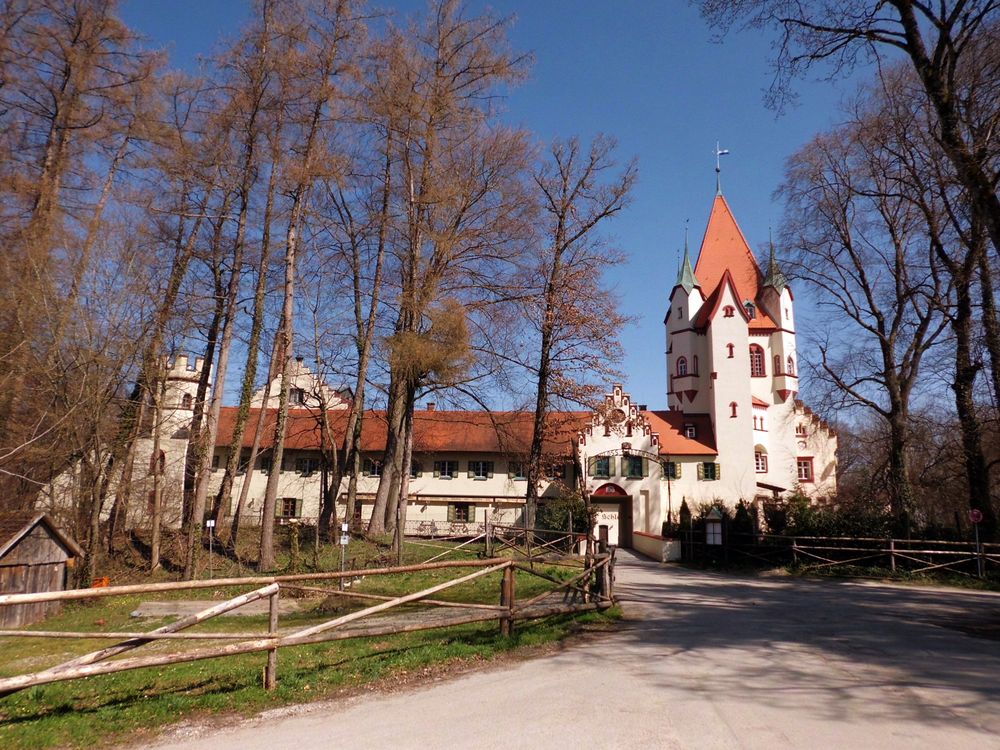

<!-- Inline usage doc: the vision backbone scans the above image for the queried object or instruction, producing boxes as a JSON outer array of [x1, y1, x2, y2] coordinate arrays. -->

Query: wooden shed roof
[[0, 512, 83, 559]]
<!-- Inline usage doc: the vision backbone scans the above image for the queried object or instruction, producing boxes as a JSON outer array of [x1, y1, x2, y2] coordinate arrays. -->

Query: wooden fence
[[686, 532, 1000, 578], [0, 553, 614, 696]]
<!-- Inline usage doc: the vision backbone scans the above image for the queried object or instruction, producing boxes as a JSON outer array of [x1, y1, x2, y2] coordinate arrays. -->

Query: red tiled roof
[[643, 411, 717, 455], [694, 195, 775, 330], [216, 408, 591, 456], [751, 396, 770, 408]]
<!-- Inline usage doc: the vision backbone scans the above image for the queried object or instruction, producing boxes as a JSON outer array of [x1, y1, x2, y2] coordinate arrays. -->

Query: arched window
[[726, 343, 735, 358], [149, 450, 165, 476], [744, 301, 757, 320], [730, 401, 738, 418], [692, 355, 699, 374], [774, 355, 782, 375], [181, 393, 193, 410], [676, 357, 688, 376], [749, 345, 766, 377], [723, 305, 735, 318], [787, 355, 796, 375]]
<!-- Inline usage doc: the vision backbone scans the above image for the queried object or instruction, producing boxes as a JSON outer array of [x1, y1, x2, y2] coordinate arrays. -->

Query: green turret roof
[[676, 236, 699, 294], [763, 241, 788, 293]]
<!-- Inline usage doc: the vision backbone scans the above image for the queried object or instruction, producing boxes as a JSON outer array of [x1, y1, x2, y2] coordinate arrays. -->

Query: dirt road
[[144, 551, 1000, 749]]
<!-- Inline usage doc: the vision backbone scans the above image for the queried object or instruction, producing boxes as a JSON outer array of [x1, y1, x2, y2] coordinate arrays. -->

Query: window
[[744, 301, 757, 319], [692, 355, 699, 374], [149, 450, 165, 476], [212, 453, 221, 470], [723, 305, 735, 318], [449, 502, 474, 523], [236, 451, 251, 474], [278, 498, 302, 518], [795, 424, 808, 437], [677, 307, 683, 319], [727, 343, 735, 358], [684, 423, 697, 438], [797, 458, 814, 483], [624, 455, 645, 478], [468, 460, 494, 479], [706, 521, 723, 545], [774, 355, 782, 375], [508, 461, 527, 480], [434, 460, 459, 479], [749, 345, 766, 377], [181, 393, 193, 409], [699, 462, 720, 481], [755, 451, 768, 473], [259, 455, 272, 474], [753, 415, 765, 431], [664, 461, 681, 480], [410, 460, 422, 478], [591, 456, 611, 478], [545, 462, 567, 480], [362, 457, 383, 477], [676, 357, 688, 376], [787, 355, 796, 375], [289, 387, 305, 405], [730, 401, 738, 418], [296, 457, 321, 476]]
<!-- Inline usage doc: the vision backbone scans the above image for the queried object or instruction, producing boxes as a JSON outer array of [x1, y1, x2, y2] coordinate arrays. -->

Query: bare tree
[[523, 136, 636, 529], [779, 115, 949, 523]]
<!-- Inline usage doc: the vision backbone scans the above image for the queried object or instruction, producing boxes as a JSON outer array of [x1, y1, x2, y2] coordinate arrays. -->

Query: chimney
[[426, 402, 436, 412]]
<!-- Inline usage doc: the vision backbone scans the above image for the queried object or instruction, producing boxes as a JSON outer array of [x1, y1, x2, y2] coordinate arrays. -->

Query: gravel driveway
[[144, 551, 1000, 750]]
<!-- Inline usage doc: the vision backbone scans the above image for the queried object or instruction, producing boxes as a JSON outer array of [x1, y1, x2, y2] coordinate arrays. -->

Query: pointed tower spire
[[763, 234, 788, 293], [676, 227, 699, 294]]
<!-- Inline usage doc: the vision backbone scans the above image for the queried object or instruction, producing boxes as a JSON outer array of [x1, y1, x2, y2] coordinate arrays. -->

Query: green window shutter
[[433, 461, 441, 478], [608, 457, 615, 476], [643, 458, 649, 477], [697, 462, 705, 481], [295, 499, 303, 517], [487, 461, 494, 478], [447, 504, 456, 522], [715, 463, 721, 481]]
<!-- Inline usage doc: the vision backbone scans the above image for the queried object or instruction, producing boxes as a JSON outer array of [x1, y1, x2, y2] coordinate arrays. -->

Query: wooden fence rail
[[694, 532, 1000, 578], [0, 552, 615, 696]]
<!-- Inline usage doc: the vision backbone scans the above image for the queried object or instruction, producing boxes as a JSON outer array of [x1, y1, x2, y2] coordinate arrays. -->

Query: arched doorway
[[591, 483, 632, 548]]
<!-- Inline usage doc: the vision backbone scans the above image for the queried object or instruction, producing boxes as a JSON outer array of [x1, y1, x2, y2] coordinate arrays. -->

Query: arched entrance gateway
[[591, 482, 632, 548]]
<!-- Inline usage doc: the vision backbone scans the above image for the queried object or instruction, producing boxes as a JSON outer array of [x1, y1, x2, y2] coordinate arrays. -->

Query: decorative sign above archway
[[593, 482, 628, 497]]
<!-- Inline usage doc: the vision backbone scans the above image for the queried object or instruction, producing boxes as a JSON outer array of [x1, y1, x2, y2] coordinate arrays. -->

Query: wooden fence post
[[889, 539, 896, 572], [791, 540, 798, 566], [499, 565, 515, 637], [265, 589, 279, 690], [485, 511, 493, 558]]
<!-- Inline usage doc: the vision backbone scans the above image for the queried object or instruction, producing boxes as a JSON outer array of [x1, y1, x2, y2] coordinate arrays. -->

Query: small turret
[[762, 241, 788, 294], [676, 235, 700, 295]]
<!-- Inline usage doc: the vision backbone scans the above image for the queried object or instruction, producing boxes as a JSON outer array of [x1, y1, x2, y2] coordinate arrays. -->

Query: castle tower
[[161, 354, 204, 438]]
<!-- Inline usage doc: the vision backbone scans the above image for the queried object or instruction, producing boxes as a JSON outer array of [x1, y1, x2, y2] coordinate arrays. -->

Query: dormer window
[[723, 305, 735, 318], [744, 301, 756, 320], [684, 424, 696, 439], [289, 387, 305, 405]]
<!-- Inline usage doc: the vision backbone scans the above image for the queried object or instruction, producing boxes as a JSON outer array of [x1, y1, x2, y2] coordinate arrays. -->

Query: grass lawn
[[0, 535, 619, 749]]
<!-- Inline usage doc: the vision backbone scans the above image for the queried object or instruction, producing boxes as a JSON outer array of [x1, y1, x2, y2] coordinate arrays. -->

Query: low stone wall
[[632, 531, 681, 562]]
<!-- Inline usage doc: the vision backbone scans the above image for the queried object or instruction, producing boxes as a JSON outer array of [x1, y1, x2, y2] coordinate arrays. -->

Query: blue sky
[[121, 0, 856, 407]]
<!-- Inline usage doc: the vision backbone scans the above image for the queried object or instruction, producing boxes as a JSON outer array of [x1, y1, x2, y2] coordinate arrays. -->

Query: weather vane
[[715, 141, 730, 194]]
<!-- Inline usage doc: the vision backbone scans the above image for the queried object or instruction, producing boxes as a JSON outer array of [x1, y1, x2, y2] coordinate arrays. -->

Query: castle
[[40, 191, 837, 549]]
